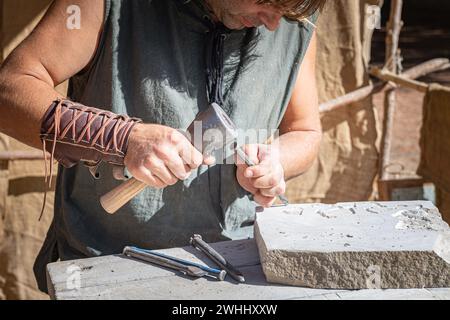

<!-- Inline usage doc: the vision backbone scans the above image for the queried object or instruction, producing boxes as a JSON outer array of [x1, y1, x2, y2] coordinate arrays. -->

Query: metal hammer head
[[186, 103, 238, 159]]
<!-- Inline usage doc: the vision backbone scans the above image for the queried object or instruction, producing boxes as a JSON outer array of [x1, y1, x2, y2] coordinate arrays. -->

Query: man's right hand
[[124, 123, 215, 188]]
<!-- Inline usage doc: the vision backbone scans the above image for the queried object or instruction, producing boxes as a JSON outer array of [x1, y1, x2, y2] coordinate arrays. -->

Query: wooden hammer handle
[[100, 104, 234, 214], [100, 178, 146, 214]]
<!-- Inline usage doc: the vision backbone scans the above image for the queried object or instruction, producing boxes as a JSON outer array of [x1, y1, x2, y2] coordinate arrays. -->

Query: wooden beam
[[403, 58, 450, 80], [370, 67, 429, 93], [385, 0, 404, 72], [319, 58, 449, 113], [380, 0, 403, 181]]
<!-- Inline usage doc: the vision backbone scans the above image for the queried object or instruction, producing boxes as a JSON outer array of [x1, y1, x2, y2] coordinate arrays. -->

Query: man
[[0, 0, 324, 292]]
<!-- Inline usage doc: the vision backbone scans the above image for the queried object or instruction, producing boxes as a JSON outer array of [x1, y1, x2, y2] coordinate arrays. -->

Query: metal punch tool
[[235, 146, 289, 206], [123, 246, 227, 281], [190, 234, 246, 283]]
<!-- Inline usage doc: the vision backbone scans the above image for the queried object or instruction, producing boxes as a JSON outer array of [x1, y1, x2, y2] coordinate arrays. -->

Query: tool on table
[[100, 103, 288, 214], [123, 246, 227, 281], [190, 234, 246, 283]]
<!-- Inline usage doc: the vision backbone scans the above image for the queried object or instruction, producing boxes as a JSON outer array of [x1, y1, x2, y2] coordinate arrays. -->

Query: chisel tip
[[218, 270, 227, 281]]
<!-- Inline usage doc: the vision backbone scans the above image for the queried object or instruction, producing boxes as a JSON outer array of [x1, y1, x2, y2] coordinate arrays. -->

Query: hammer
[[100, 103, 288, 214]]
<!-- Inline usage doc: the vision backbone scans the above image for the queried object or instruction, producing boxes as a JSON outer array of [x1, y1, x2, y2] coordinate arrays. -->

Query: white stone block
[[255, 201, 450, 289]]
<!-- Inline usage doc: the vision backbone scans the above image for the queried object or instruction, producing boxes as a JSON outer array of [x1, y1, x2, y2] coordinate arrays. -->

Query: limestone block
[[255, 201, 450, 289]]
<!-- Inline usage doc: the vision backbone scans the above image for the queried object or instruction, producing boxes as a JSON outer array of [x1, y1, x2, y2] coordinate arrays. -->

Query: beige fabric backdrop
[[0, 0, 57, 300], [286, 0, 380, 203], [0, 0, 381, 299], [418, 84, 450, 222]]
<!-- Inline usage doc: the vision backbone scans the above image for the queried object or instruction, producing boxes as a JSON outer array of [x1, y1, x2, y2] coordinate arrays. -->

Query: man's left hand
[[236, 144, 286, 208]]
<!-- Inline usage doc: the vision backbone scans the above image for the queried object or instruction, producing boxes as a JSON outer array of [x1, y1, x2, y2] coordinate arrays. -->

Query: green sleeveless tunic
[[34, 0, 317, 291]]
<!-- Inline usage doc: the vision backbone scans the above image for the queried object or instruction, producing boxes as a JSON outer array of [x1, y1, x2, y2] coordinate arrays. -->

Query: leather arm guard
[[40, 99, 142, 168]]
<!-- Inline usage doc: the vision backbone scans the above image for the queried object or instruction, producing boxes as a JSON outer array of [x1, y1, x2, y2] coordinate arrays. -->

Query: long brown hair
[[256, 0, 326, 20]]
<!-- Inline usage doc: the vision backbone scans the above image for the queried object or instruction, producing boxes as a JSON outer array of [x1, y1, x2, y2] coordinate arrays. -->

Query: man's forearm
[[0, 66, 62, 149], [0, 67, 141, 170], [277, 130, 322, 181]]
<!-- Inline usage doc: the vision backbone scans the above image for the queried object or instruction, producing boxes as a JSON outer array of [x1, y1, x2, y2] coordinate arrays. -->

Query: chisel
[[235, 146, 289, 206], [123, 246, 225, 280], [190, 234, 246, 283]]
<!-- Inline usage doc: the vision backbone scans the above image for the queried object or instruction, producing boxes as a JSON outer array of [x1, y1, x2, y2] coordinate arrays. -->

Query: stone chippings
[[254, 201, 450, 289]]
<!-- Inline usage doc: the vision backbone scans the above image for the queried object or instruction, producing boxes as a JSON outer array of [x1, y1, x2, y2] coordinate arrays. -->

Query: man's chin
[[223, 22, 245, 30], [221, 16, 247, 30], [232, 24, 247, 30]]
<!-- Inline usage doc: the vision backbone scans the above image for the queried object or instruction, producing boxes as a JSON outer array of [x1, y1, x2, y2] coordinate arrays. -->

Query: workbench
[[46, 239, 450, 300]]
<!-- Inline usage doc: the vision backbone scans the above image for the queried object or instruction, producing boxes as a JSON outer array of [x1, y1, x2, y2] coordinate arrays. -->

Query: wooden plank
[[426, 288, 450, 300], [318, 58, 450, 113], [336, 288, 450, 300], [47, 239, 450, 300], [370, 67, 429, 93], [47, 240, 341, 300], [47, 240, 260, 299], [47, 239, 261, 287], [51, 264, 342, 300]]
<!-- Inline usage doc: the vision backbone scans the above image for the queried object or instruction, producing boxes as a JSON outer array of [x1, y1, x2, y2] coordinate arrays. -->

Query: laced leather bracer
[[40, 99, 142, 169], [38, 99, 142, 220]]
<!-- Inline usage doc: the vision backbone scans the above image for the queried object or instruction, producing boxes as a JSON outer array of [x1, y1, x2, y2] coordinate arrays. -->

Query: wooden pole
[[403, 58, 450, 80], [370, 67, 429, 93], [380, 0, 403, 181], [319, 58, 449, 113], [0, 150, 46, 161]]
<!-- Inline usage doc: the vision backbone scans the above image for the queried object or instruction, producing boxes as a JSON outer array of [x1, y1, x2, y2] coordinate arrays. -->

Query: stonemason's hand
[[236, 144, 286, 208], [125, 123, 215, 188]]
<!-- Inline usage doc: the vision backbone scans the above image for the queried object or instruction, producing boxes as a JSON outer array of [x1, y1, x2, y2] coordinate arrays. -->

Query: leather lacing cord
[[205, 24, 228, 106], [39, 99, 140, 220]]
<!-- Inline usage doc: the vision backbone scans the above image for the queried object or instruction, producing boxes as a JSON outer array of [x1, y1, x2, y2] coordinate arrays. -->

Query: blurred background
[[0, 0, 449, 299]]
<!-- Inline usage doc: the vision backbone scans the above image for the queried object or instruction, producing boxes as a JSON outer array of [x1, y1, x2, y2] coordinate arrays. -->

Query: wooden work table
[[46, 239, 450, 300]]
